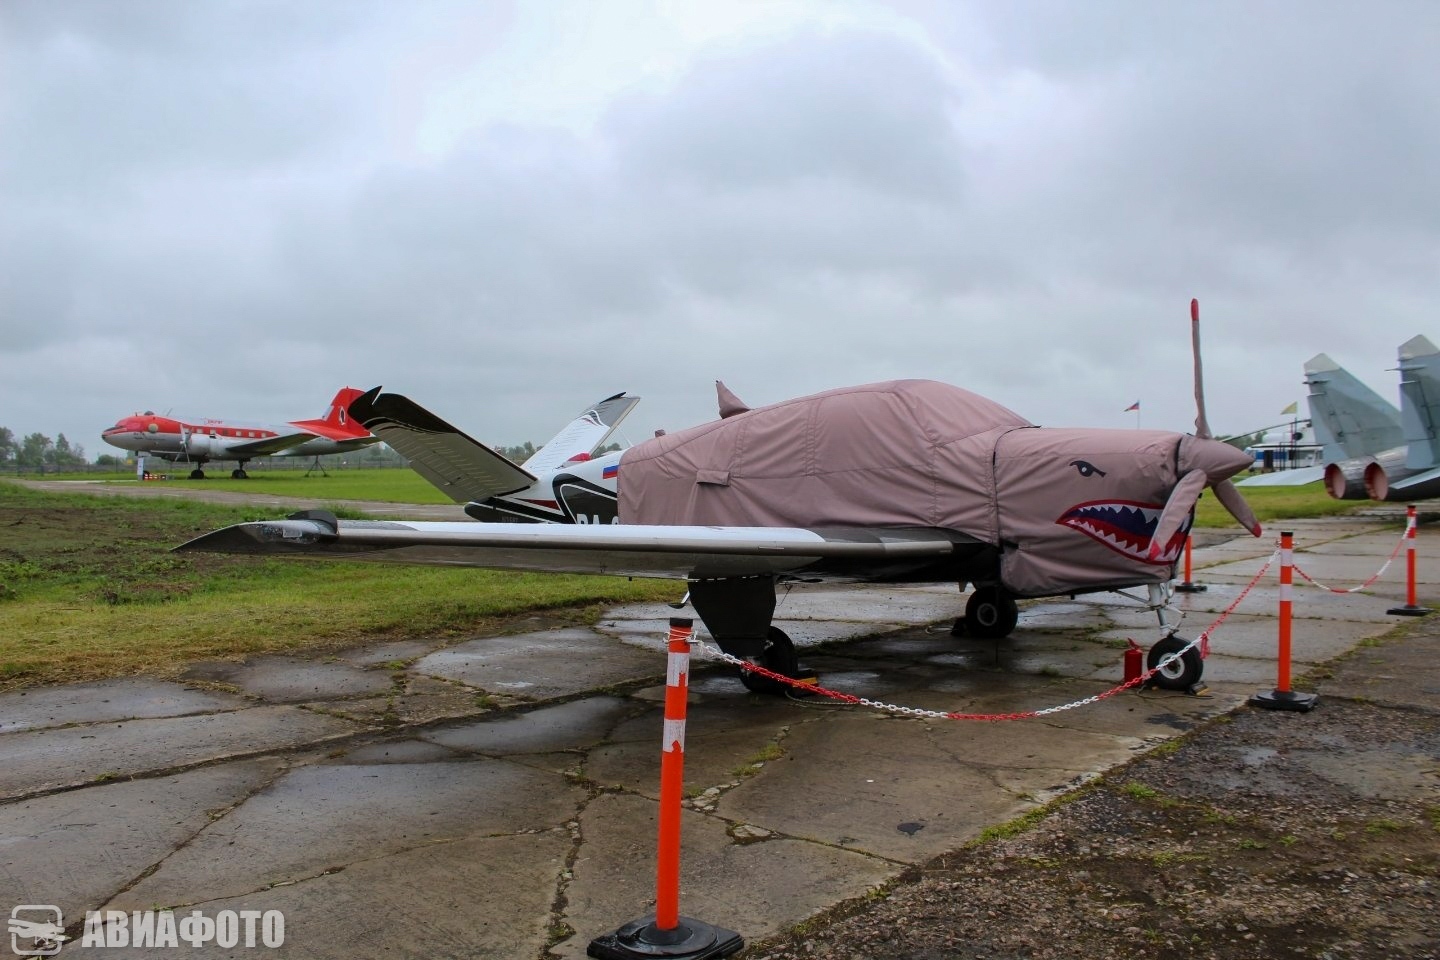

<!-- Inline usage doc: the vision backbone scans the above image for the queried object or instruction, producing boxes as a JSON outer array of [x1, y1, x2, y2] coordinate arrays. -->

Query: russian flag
[[602, 464, 618, 480], [1124, 401, 1140, 412]]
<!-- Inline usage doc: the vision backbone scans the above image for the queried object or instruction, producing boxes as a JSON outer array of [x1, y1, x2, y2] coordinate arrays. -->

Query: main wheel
[[189, 468, 206, 480], [965, 586, 1019, 639], [231, 468, 249, 479], [1146, 635, 1203, 690], [739, 627, 801, 696]]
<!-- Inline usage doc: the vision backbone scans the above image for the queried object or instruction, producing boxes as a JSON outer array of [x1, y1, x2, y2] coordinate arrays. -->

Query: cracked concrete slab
[[413, 628, 663, 698], [0, 678, 247, 734], [182, 656, 396, 702], [553, 792, 896, 959], [0, 759, 281, 921], [112, 758, 584, 910], [0, 706, 359, 799]]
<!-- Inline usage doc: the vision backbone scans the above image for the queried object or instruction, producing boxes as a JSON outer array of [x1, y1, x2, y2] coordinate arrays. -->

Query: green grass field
[[29, 468, 454, 503], [0, 472, 1369, 689], [0, 481, 677, 688]]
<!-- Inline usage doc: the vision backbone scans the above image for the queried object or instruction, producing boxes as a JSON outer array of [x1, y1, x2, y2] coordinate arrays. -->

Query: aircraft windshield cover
[[619, 380, 1030, 544]]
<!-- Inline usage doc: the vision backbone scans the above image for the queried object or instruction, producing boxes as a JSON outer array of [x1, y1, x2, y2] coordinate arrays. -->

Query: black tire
[[739, 627, 800, 695], [1146, 635, 1203, 690], [189, 468, 206, 480], [965, 586, 1019, 639], [232, 468, 249, 479]]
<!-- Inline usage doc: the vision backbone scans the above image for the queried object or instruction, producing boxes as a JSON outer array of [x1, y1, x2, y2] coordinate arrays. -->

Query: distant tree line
[[494, 441, 621, 463], [0, 426, 91, 466]]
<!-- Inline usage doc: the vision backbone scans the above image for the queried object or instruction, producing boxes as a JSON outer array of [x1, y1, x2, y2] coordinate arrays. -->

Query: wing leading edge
[[177, 512, 980, 582]]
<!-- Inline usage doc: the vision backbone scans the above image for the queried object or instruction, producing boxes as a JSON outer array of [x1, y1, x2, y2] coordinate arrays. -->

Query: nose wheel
[[1145, 635, 1203, 690]]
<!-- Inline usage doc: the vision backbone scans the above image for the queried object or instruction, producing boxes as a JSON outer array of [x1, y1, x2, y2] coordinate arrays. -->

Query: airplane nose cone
[[1180, 435, 1253, 483]]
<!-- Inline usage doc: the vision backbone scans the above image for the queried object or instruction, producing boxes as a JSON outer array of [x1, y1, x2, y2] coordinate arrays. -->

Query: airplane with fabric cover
[[102, 387, 382, 479], [182, 301, 1262, 694]]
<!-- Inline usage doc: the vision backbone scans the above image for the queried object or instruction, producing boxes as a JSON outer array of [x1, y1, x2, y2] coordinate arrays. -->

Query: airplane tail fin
[[521, 392, 641, 474], [1397, 335, 1440, 470], [1303, 354, 1402, 462], [290, 386, 373, 439]]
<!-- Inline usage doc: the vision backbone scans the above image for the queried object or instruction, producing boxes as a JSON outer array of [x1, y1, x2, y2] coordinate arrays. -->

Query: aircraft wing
[[222, 431, 318, 458], [348, 388, 537, 504], [178, 513, 970, 582], [1235, 466, 1325, 487]]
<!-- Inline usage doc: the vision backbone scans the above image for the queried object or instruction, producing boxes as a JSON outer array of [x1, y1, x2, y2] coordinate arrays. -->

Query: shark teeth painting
[[1055, 500, 1190, 565]]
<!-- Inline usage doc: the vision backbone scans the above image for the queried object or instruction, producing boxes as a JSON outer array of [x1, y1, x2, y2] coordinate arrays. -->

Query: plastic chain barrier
[[694, 550, 1279, 722], [1290, 518, 1409, 594]]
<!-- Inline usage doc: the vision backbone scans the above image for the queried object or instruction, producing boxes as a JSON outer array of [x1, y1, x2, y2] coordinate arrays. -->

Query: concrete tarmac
[[0, 506, 1432, 958]]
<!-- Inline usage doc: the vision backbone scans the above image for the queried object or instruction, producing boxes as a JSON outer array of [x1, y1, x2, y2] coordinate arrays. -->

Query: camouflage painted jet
[[183, 302, 1260, 693]]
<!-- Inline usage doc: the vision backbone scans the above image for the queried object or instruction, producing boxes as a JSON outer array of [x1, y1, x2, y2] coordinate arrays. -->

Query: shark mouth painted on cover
[[1056, 500, 1191, 565]]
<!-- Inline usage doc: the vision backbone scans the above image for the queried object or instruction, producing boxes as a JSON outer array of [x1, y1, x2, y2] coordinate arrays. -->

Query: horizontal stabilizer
[[1235, 466, 1325, 487], [348, 388, 536, 504]]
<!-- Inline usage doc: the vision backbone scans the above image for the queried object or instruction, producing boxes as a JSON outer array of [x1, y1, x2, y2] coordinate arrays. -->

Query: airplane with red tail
[[102, 387, 381, 479]]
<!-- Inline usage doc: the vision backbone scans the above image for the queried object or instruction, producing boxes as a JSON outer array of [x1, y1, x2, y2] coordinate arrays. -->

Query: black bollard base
[[588, 916, 744, 960], [1387, 604, 1431, 617], [1174, 582, 1207, 593], [1249, 689, 1319, 712]]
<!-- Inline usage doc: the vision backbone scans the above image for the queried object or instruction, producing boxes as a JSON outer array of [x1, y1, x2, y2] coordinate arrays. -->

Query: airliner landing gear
[[231, 468, 249, 479], [188, 468, 206, 480], [955, 585, 1019, 639]]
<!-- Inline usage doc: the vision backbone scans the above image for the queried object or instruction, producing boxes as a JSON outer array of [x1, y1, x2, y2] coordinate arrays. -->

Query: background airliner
[[102, 387, 381, 479]]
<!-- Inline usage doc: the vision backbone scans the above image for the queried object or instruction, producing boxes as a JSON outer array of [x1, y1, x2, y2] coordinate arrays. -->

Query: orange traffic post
[[1251, 531, 1318, 712], [587, 618, 744, 960], [1174, 534, 1207, 593], [1387, 505, 1431, 617]]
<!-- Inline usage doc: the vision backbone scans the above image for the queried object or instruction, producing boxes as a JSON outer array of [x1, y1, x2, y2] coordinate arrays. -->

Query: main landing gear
[[188, 468, 206, 480], [231, 468, 249, 479], [737, 627, 803, 695], [951, 584, 1019, 639], [1145, 634, 1203, 690]]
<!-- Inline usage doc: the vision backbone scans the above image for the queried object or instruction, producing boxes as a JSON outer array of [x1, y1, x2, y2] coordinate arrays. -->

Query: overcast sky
[[2, 1, 1437, 458]]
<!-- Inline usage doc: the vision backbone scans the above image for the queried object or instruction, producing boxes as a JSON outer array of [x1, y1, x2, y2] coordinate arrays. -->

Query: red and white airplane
[[102, 387, 382, 479]]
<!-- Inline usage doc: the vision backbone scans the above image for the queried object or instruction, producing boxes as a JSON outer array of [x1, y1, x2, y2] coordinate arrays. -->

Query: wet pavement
[[0, 508, 1433, 958]]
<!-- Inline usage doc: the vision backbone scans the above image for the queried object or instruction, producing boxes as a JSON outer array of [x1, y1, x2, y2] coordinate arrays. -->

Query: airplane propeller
[[1147, 299, 1263, 559]]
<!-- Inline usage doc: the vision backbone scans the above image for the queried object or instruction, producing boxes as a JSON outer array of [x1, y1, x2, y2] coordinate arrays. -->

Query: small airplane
[[1238, 337, 1440, 501], [102, 387, 382, 479], [351, 389, 640, 523], [182, 301, 1261, 694]]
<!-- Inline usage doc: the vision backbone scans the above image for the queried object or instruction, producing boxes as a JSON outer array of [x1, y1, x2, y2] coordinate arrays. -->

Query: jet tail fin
[[521, 392, 640, 474], [1397, 335, 1440, 470], [348, 388, 536, 504], [1303, 354, 1401, 462]]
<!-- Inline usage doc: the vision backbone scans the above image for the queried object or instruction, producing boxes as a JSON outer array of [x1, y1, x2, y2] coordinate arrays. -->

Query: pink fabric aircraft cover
[[618, 380, 1031, 551]]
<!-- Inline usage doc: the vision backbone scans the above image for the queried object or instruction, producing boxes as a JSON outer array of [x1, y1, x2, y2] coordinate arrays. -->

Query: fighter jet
[[182, 302, 1261, 693]]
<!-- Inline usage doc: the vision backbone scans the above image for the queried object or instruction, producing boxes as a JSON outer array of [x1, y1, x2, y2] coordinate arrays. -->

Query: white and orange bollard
[[1174, 534, 1207, 593], [1251, 531, 1318, 712], [1387, 505, 1431, 617], [587, 618, 744, 960]]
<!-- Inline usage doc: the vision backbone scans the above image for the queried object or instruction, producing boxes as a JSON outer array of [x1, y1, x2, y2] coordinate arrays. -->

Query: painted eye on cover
[[1070, 459, 1106, 478]]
